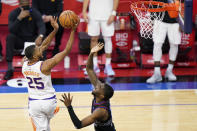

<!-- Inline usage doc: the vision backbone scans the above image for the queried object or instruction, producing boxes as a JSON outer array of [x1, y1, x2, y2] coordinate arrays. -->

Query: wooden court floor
[[1, 90, 197, 131]]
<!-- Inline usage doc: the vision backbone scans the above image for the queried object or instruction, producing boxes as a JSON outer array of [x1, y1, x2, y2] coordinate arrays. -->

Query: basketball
[[59, 10, 80, 29]]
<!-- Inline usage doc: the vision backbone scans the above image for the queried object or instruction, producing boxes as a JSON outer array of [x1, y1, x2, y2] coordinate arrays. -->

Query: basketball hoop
[[131, 1, 180, 39], [130, 1, 167, 39]]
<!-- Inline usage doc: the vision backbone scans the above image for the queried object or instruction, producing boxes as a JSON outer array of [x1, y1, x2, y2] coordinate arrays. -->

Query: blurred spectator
[[32, 0, 64, 56], [4, 0, 45, 80], [0, 0, 3, 61], [82, 0, 119, 76]]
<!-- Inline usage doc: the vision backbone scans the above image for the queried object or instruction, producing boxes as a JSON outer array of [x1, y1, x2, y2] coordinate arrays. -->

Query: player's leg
[[101, 20, 115, 76], [29, 100, 49, 131], [4, 34, 24, 80], [42, 99, 57, 131], [165, 23, 181, 81], [147, 20, 167, 83]]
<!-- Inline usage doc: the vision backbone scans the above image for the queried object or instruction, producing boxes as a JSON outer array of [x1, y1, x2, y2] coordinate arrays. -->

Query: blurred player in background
[[60, 43, 116, 131], [82, 0, 119, 76], [22, 17, 77, 131], [32, 0, 64, 56], [146, 0, 181, 83], [4, 0, 45, 80]]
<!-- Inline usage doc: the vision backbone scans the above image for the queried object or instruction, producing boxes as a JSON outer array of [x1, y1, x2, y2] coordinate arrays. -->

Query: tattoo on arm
[[40, 29, 57, 51]]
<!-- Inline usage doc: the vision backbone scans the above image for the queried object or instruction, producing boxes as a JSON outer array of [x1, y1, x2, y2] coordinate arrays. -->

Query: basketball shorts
[[88, 19, 114, 37], [153, 20, 181, 45], [28, 98, 57, 131]]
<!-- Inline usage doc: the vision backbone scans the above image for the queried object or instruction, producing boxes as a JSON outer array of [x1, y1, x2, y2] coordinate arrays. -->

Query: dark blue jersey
[[91, 98, 116, 131]]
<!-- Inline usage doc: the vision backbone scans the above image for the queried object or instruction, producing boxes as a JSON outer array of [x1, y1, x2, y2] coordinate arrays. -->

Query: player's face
[[33, 47, 43, 60], [92, 83, 105, 98]]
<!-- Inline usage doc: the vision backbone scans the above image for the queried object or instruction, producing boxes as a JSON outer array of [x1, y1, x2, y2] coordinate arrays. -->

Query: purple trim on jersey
[[93, 101, 107, 106], [95, 106, 108, 111], [27, 61, 39, 66], [29, 95, 56, 101], [40, 62, 43, 72]]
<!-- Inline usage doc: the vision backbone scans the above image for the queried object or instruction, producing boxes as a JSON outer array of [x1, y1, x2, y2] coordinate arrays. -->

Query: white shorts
[[28, 98, 57, 131], [88, 19, 114, 37], [153, 20, 181, 45]]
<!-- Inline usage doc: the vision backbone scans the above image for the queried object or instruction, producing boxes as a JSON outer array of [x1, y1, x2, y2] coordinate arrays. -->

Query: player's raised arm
[[86, 43, 104, 87], [39, 17, 59, 51], [60, 93, 107, 129], [41, 24, 77, 75]]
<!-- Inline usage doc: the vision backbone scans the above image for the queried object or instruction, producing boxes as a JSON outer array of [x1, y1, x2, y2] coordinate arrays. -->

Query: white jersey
[[22, 61, 55, 99], [89, 0, 114, 20]]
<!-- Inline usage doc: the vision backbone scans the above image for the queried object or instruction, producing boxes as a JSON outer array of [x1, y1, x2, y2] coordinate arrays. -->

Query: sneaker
[[84, 65, 100, 75], [104, 64, 115, 76], [4, 70, 14, 80], [146, 73, 162, 84], [165, 70, 177, 81]]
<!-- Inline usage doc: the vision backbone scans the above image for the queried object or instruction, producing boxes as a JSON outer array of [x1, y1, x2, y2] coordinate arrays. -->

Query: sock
[[8, 61, 13, 71], [154, 67, 161, 75], [93, 56, 98, 67], [105, 58, 111, 66], [167, 64, 174, 72]]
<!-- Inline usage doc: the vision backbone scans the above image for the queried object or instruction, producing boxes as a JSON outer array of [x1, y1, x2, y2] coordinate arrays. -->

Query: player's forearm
[[82, 0, 89, 13], [52, 30, 75, 64], [113, 0, 119, 11], [41, 29, 58, 51], [86, 52, 94, 71], [67, 106, 82, 129]]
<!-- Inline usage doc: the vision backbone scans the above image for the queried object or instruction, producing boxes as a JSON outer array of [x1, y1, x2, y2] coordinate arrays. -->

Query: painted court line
[[1, 103, 197, 110]]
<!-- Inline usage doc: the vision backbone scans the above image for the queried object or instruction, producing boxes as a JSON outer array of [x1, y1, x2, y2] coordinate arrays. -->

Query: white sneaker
[[165, 70, 177, 81], [84, 66, 100, 75], [104, 64, 115, 76], [146, 73, 162, 84]]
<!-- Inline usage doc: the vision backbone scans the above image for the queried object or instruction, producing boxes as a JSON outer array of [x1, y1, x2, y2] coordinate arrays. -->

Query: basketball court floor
[[0, 1, 197, 129], [1, 61, 197, 131]]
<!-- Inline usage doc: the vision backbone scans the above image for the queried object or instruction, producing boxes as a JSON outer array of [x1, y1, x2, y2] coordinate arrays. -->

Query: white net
[[131, 2, 166, 39]]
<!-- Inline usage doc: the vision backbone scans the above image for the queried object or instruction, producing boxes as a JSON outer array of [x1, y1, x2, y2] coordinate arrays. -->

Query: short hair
[[25, 45, 36, 60], [103, 83, 114, 101]]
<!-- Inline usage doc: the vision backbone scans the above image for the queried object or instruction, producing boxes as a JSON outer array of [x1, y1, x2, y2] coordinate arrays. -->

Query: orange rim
[[130, 1, 168, 12]]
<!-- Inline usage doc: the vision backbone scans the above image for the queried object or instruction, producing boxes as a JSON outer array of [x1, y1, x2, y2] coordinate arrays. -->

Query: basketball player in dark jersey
[[60, 43, 116, 131]]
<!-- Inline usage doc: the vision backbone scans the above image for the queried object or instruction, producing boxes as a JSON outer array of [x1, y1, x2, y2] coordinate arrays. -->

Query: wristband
[[39, 34, 44, 38]]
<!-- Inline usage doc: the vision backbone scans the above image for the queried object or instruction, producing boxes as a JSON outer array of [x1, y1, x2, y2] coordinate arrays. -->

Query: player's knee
[[103, 37, 112, 54], [154, 42, 163, 49]]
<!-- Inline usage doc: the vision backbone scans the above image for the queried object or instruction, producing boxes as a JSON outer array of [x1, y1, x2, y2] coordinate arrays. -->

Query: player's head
[[19, 0, 30, 9], [92, 83, 114, 101], [25, 45, 43, 61]]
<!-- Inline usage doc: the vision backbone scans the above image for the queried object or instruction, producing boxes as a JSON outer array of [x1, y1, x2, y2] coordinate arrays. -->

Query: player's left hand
[[60, 93, 73, 107], [51, 16, 59, 30], [107, 15, 115, 25], [91, 42, 104, 54]]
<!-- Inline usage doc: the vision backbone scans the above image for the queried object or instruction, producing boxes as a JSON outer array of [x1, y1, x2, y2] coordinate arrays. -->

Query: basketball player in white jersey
[[82, 0, 119, 76], [146, 0, 181, 83], [22, 17, 78, 131]]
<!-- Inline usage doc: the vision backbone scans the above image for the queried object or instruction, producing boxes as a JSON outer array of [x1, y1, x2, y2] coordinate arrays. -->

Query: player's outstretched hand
[[90, 42, 104, 54], [51, 16, 59, 30], [60, 93, 73, 107]]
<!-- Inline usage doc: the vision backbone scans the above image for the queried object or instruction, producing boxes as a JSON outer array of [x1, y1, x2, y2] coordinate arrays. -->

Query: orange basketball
[[59, 10, 80, 29]]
